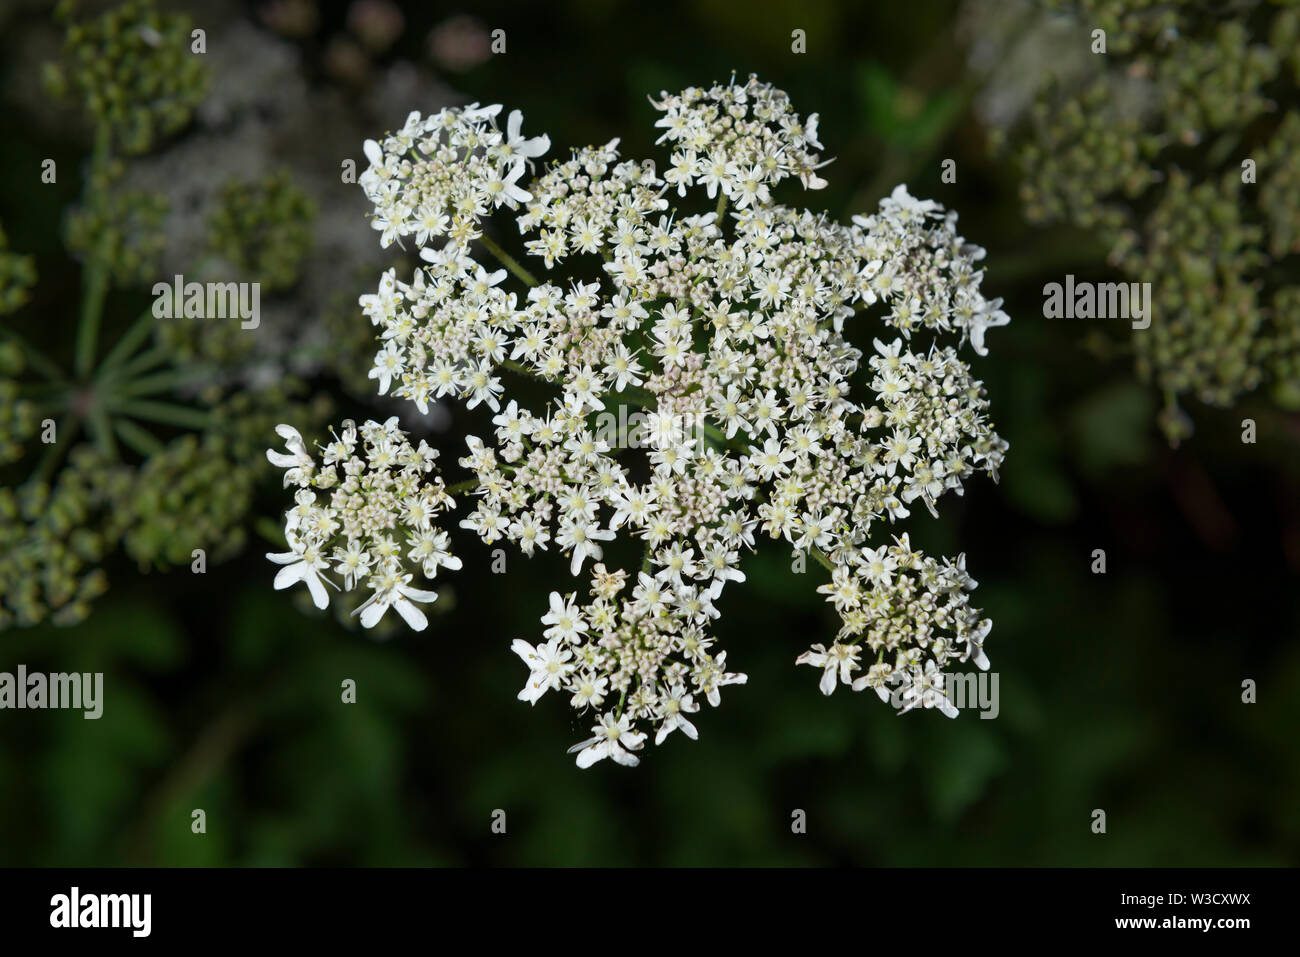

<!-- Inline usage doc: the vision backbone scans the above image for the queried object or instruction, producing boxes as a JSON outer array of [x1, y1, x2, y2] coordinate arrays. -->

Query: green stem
[[97, 257, 220, 380], [74, 244, 111, 377], [0, 327, 67, 384], [444, 477, 479, 496], [86, 403, 118, 460], [74, 124, 113, 378], [501, 358, 545, 381], [109, 398, 211, 430], [114, 346, 171, 381], [111, 367, 215, 399], [478, 233, 538, 287], [97, 304, 161, 376], [127, 702, 257, 866], [113, 417, 165, 457]]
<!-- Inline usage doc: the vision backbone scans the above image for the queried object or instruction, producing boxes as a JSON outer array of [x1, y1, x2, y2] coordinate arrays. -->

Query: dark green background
[[0, 0, 1297, 865]]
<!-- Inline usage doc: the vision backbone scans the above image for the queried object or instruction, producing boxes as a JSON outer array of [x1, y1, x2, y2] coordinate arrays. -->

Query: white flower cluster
[[268, 75, 1010, 767], [359, 104, 549, 248], [650, 76, 831, 197], [266, 418, 461, 631]]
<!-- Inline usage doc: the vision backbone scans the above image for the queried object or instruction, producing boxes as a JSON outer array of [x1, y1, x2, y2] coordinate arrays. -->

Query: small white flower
[[267, 424, 314, 485], [796, 642, 861, 696], [654, 685, 700, 744], [568, 712, 647, 768], [354, 572, 440, 631], [266, 537, 334, 610], [897, 660, 958, 718], [555, 520, 614, 576], [498, 109, 551, 165], [485, 162, 532, 208], [511, 637, 573, 704]]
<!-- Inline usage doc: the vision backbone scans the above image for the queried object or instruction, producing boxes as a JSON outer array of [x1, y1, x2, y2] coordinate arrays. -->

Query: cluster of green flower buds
[[118, 384, 332, 569], [0, 343, 39, 467], [0, 224, 37, 316], [207, 170, 317, 292], [65, 187, 169, 287], [0, 381, 330, 629], [0, 2, 333, 630], [44, 0, 207, 154], [0, 447, 121, 629], [0, 225, 39, 466], [1005, 0, 1300, 440]]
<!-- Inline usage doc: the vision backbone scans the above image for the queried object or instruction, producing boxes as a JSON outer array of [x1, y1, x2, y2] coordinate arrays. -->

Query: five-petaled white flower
[[568, 712, 647, 768], [267, 534, 334, 610], [355, 571, 440, 631], [796, 642, 862, 696], [511, 637, 574, 704]]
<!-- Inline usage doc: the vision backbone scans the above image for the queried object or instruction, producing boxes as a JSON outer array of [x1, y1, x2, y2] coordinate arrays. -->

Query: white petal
[[566, 735, 599, 755], [273, 563, 305, 591], [359, 599, 388, 629], [305, 572, 329, 611], [393, 597, 429, 631], [819, 666, 837, 696], [609, 746, 640, 767], [399, 585, 438, 603]]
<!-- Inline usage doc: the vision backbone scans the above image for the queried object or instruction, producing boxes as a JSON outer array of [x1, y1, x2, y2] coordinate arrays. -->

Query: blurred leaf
[[1071, 381, 1156, 474]]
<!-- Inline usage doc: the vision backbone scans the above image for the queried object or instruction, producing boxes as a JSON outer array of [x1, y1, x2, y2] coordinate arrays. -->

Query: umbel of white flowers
[[266, 75, 1010, 768]]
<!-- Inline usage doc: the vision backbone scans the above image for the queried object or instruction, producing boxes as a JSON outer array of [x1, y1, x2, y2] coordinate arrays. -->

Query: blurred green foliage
[[207, 171, 317, 293], [0, 0, 332, 629], [44, 0, 208, 155], [1001, 0, 1300, 441]]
